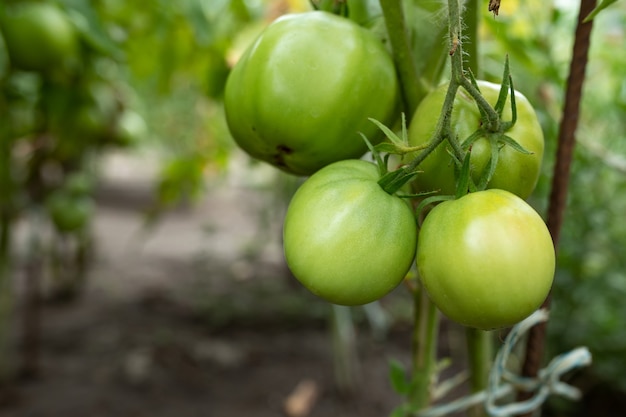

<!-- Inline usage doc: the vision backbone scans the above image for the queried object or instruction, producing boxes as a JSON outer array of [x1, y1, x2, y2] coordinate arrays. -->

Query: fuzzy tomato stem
[[379, 0, 424, 115], [409, 283, 439, 409]]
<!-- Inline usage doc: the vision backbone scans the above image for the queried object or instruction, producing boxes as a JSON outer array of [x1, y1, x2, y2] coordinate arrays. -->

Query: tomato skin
[[283, 160, 417, 305], [416, 189, 555, 330], [0, 3, 78, 73], [408, 81, 544, 199], [224, 11, 399, 176]]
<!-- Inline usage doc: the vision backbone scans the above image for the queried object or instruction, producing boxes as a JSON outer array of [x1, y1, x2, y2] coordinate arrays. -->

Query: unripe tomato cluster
[[0, 2, 79, 73], [224, 10, 554, 329], [1, 1, 147, 235]]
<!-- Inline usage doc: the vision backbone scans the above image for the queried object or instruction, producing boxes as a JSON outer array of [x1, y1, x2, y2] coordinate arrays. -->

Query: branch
[[518, 0, 597, 411]]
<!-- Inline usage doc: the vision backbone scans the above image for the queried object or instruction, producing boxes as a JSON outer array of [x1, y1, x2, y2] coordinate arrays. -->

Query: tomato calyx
[[362, 116, 430, 196], [449, 60, 534, 196]]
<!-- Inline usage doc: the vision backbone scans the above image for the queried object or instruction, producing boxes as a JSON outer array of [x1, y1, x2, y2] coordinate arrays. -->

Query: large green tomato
[[416, 189, 555, 330], [283, 160, 417, 305], [0, 2, 78, 73], [408, 81, 544, 199], [224, 11, 400, 176]]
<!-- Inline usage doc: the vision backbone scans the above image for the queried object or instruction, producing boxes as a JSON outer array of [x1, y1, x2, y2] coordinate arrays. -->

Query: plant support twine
[[416, 310, 592, 417]]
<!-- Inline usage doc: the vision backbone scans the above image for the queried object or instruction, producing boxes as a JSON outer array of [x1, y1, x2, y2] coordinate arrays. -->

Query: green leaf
[[583, 0, 619, 23], [360, 132, 387, 176], [476, 138, 500, 190], [369, 117, 404, 145], [415, 195, 455, 225], [378, 167, 418, 195], [461, 129, 485, 151], [494, 56, 511, 117], [500, 134, 533, 155], [388, 359, 410, 395]]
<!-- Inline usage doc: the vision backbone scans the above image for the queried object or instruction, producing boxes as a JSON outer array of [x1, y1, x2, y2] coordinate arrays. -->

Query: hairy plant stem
[[461, 4, 492, 416], [466, 328, 492, 417], [379, 0, 424, 115], [463, 0, 480, 77], [381, 1, 499, 413], [409, 284, 439, 410], [403, 0, 465, 173], [406, 0, 465, 413]]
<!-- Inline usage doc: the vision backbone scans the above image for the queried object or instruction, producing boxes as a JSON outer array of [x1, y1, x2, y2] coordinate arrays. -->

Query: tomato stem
[[466, 327, 493, 417], [379, 0, 425, 116], [459, 77, 501, 132], [463, 0, 481, 78], [409, 283, 439, 410]]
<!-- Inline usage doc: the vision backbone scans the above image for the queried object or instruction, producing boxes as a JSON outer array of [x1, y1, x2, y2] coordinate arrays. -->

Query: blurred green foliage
[[86, 0, 291, 211]]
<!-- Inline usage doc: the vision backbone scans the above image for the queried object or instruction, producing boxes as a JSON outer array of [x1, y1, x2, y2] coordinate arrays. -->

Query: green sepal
[[499, 134, 533, 155], [378, 166, 418, 195], [415, 194, 455, 225], [494, 56, 511, 117], [396, 190, 439, 200], [368, 116, 427, 156], [455, 151, 472, 199], [476, 137, 500, 191], [461, 129, 485, 151], [369, 116, 405, 145], [360, 132, 388, 177]]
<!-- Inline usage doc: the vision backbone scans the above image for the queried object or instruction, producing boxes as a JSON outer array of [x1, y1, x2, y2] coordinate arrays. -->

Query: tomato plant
[[0, 2, 79, 73], [224, 11, 399, 176], [408, 80, 544, 199], [416, 189, 555, 330], [283, 159, 417, 306]]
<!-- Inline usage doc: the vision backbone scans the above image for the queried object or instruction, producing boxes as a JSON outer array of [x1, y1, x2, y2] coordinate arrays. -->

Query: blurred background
[[0, 0, 625, 416]]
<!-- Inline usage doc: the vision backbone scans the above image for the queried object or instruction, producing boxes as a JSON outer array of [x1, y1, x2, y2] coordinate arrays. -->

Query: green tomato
[[63, 172, 95, 198], [416, 189, 555, 330], [46, 192, 94, 234], [283, 160, 417, 305], [110, 109, 148, 147], [408, 81, 544, 199], [0, 2, 78, 73], [224, 11, 400, 176]]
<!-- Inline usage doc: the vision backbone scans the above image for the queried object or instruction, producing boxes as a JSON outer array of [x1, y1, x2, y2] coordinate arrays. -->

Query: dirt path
[[3, 151, 415, 417]]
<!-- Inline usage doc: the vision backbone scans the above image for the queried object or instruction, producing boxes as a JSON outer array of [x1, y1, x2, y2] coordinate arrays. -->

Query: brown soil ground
[[1, 152, 624, 417]]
